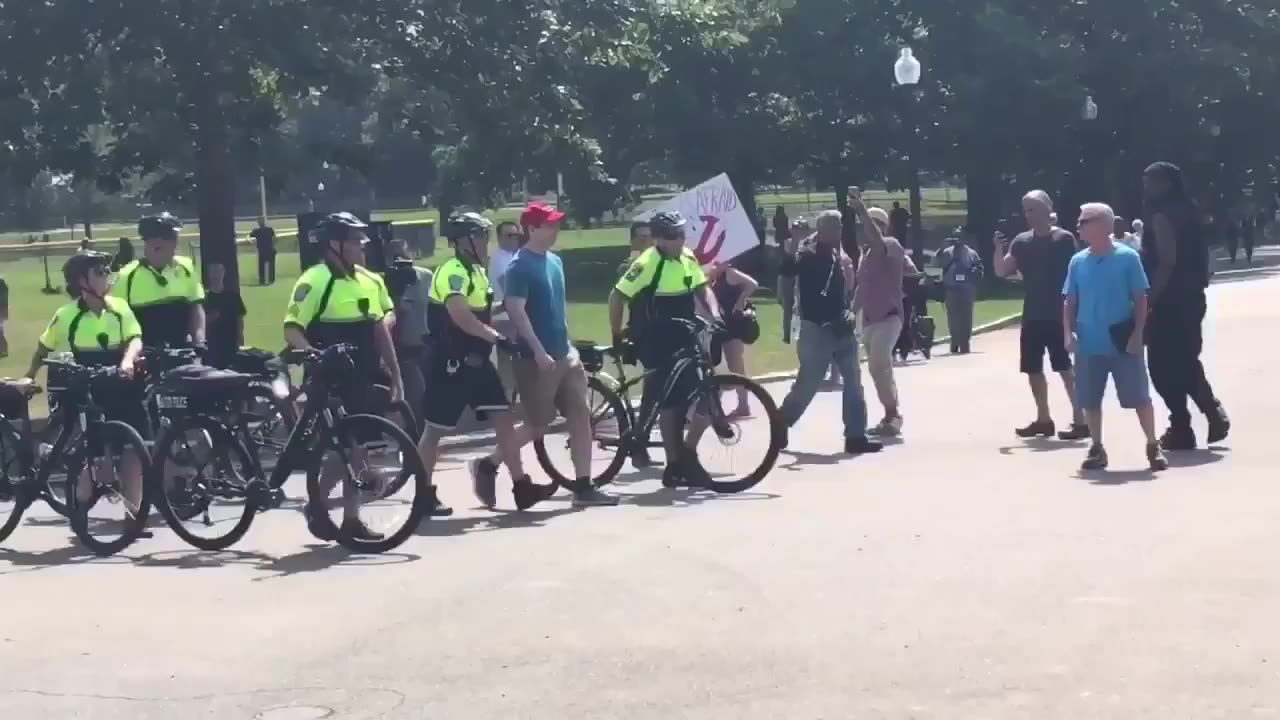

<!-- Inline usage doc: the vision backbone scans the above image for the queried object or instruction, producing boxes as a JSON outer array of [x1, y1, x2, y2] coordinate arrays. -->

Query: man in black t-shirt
[[992, 190, 1088, 441], [251, 218, 277, 285], [202, 263, 246, 368], [1143, 162, 1228, 450]]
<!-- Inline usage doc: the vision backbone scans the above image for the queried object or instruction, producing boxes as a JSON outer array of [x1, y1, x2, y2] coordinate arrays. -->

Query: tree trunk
[[966, 164, 1000, 285], [193, 68, 239, 295]]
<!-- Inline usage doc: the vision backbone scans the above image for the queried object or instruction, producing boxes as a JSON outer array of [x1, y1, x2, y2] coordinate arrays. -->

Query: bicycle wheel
[[305, 413, 428, 554], [675, 374, 782, 494], [372, 398, 421, 498], [36, 418, 72, 517], [241, 386, 296, 473], [533, 375, 631, 490], [66, 420, 153, 556], [151, 416, 258, 551], [0, 420, 32, 545]]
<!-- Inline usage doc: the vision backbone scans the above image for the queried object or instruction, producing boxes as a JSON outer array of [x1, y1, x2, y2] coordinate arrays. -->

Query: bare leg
[[485, 421, 539, 465], [1028, 373, 1051, 422], [723, 340, 750, 412], [1059, 369, 1085, 425], [490, 410, 528, 480], [416, 425, 444, 479], [1136, 402, 1158, 444], [1085, 408, 1103, 446], [122, 452, 144, 514], [563, 404, 592, 480]]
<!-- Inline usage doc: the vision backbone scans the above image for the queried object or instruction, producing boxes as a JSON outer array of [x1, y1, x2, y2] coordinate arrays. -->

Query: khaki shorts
[[514, 353, 590, 429]]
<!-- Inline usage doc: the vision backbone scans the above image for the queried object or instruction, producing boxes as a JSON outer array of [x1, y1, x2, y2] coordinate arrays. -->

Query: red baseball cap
[[520, 202, 566, 228]]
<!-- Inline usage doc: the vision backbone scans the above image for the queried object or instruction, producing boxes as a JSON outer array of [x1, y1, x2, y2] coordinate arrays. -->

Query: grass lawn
[[3, 237, 1022, 407]]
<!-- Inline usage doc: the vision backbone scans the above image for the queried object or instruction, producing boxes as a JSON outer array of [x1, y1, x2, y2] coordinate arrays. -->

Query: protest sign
[[635, 173, 757, 265]]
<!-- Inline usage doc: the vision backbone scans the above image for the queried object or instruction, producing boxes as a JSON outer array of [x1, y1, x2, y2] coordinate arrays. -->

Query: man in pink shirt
[[850, 189, 917, 437]]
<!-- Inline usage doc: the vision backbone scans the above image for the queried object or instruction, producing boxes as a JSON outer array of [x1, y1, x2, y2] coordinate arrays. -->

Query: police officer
[[284, 212, 408, 540], [23, 252, 147, 511], [418, 213, 553, 513], [607, 211, 724, 488], [113, 213, 206, 349]]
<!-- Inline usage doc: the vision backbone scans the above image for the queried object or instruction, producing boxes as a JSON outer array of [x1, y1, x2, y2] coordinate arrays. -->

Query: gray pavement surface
[[3, 272, 1279, 719]]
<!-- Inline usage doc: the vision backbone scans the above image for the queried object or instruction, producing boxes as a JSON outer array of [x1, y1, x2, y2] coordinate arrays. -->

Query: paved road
[[2, 270, 1278, 719]]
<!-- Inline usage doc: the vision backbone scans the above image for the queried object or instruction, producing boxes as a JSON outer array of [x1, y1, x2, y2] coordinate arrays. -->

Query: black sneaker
[[1159, 427, 1197, 451], [1206, 404, 1231, 444], [572, 481, 620, 507], [342, 518, 385, 542], [1057, 423, 1090, 441], [1081, 444, 1109, 471], [469, 457, 500, 508], [303, 504, 337, 542], [429, 486, 454, 517], [631, 449, 661, 469], [661, 464, 684, 489], [1147, 443, 1169, 471], [681, 452, 712, 488], [1016, 420, 1056, 439], [512, 476, 555, 511], [844, 436, 883, 455]]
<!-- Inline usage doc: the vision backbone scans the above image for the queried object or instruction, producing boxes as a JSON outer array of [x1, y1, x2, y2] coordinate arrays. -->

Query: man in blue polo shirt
[[1063, 202, 1167, 473]]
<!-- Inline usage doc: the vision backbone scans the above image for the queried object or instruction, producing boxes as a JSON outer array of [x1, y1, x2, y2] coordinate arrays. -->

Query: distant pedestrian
[[755, 208, 768, 244], [773, 206, 790, 247], [707, 262, 760, 415], [251, 218, 277, 285], [934, 235, 983, 354], [1142, 162, 1229, 450], [780, 216, 809, 344], [490, 220, 524, 399], [387, 238, 433, 425], [852, 189, 916, 437], [202, 263, 245, 369], [0, 274, 8, 358], [992, 190, 1088, 441], [1112, 215, 1139, 251], [1225, 216, 1240, 263], [1064, 203, 1167, 472], [1131, 219, 1144, 246], [889, 201, 910, 247], [778, 209, 880, 455], [1241, 214, 1256, 264]]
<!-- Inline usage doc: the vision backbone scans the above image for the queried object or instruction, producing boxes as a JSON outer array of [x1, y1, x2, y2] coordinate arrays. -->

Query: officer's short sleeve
[[284, 274, 322, 329], [368, 272, 394, 317], [38, 308, 68, 351], [615, 252, 655, 298]]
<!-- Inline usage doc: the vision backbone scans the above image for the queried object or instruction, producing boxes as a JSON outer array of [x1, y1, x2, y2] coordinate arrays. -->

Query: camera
[[383, 258, 419, 304]]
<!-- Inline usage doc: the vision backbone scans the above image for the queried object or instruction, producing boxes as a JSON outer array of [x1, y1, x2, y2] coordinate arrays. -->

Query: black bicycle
[[0, 361, 154, 555], [533, 319, 783, 494], [1, 380, 67, 543], [147, 343, 431, 554]]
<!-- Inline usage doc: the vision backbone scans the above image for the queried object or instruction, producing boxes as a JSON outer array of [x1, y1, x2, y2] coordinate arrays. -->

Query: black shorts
[[1019, 320, 1072, 375], [422, 356, 510, 430]]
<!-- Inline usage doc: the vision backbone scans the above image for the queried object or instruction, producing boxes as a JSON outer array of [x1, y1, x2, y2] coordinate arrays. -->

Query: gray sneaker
[[572, 482, 620, 508], [1081, 444, 1109, 471]]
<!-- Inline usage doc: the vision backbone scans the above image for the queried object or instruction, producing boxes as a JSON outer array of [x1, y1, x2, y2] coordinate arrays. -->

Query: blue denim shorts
[[1074, 352, 1151, 410]]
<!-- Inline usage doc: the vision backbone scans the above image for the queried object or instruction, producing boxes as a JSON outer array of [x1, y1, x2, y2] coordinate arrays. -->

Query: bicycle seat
[[155, 365, 255, 396], [572, 341, 608, 373]]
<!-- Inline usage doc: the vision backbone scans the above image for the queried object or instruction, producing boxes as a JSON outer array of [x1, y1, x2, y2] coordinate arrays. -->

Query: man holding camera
[[386, 238, 433, 426], [778, 208, 881, 456]]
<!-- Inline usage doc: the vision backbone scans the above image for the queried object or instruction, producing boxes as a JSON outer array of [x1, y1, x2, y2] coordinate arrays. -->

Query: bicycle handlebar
[[42, 359, 128, 383], [0, 379, 43, 397], [281, 343, 358, 367]]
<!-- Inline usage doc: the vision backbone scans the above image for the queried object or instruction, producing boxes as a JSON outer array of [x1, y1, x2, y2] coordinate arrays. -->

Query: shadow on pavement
[[1211, 267, 1280, 285], [999, 437, 1088, 456], [416, 506, 582, 537], [1077, 469, 1156, 486], [618, 487, 780, 507], [777, 449, 846, 471], [1164, 448, 1228, 468], [0, 542, 112, 575]]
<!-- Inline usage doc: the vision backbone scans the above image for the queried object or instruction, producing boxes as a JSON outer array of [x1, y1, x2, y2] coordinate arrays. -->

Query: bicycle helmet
[[62, 251, 113, 297], [311, 211, 369, 245], [446, 212, 493, 243], [649, 210, 688, 237], [138, 212, 183, 240]]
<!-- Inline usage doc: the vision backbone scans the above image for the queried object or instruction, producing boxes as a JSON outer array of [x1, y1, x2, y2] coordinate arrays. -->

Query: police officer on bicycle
[[608, 211, 725, 488], [113, 213, 206, 349], [418, 213, 555, 513], [22, 252, 148, 511], [283, 212, 408, 540]]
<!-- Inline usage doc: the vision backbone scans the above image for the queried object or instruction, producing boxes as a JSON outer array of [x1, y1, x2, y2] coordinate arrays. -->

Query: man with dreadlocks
[[1141, 162, 1230, 450]]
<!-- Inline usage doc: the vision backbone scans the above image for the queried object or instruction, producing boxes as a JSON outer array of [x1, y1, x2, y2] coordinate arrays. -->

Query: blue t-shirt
[[503, 249, 571, 359], [1062, 242, 1149, 356]]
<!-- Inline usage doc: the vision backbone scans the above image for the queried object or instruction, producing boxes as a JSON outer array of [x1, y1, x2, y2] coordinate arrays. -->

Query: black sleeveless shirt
[[1142, 201, 1208, 297]]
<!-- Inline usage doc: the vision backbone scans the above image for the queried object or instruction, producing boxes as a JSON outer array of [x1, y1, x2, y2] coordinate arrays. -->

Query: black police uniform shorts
[[78, 377, 151, 456], [422, 354, 509, 430], [1019, 319, 1072, 375]]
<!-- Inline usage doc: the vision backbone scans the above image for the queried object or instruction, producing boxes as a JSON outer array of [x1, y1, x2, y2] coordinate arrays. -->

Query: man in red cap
[[468, 203, 620, 508]]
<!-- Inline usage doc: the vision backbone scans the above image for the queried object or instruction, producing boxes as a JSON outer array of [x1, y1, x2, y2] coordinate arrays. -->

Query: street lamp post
[[894, 48, 924, 265]]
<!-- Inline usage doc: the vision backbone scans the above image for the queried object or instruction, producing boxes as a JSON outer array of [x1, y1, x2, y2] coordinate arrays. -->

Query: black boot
[[1206, 404, 1231, 444], [1159, 426, 1197, 451]]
